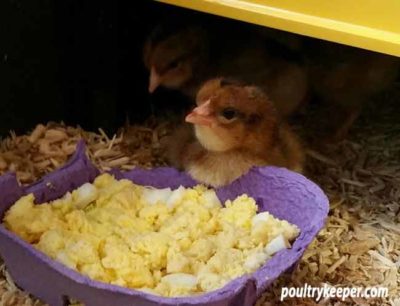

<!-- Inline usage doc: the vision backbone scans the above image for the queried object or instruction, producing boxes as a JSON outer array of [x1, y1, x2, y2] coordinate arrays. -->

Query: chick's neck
[[181, 61, 214, 99], [198, 132, 278, 162]]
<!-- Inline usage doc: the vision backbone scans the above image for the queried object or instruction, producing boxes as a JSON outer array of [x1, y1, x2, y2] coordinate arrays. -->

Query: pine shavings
[[0, 85, 399, 305]]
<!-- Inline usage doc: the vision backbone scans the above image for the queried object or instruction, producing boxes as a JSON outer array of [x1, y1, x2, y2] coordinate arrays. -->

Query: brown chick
[[143, 25, 308, 118], [166, 78, 305, 187], [306, 41, 400, 141], [143, 26, 209, 95]]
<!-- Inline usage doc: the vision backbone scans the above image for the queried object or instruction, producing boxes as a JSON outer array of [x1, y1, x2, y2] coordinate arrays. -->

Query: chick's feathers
[[167, 78, 304, 187]]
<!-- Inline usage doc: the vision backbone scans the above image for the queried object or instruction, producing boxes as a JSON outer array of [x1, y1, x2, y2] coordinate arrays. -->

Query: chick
[[305, 41, 400, 141], [143, 26, 209, 96], [167, 78, 305, 187], [143, 25, 308, 117]]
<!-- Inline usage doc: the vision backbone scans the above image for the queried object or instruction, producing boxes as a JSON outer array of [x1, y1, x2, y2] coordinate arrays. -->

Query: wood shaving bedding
[[0, 87, 399, 305]]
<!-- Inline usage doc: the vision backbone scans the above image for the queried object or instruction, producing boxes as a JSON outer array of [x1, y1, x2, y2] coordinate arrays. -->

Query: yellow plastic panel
[[156, 0, 400, 57]]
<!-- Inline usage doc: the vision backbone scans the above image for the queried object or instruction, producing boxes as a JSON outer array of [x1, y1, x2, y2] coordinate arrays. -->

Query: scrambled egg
[[3, 173, 299, 297]]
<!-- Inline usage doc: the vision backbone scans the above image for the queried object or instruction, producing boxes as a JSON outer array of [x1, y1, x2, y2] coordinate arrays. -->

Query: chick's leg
[[323, 100, 362, 143], [331, 106, 361, 142]]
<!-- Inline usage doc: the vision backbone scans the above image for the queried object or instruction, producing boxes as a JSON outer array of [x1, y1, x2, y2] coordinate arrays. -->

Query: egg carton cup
[[0, 141, 329, 306]]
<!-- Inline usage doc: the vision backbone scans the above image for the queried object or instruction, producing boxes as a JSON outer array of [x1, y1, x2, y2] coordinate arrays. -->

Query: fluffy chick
[[143, 26, 209, 95], [143, 25, 308, 117], [305, 41, 400, 140], [166, 78, 305, 187]]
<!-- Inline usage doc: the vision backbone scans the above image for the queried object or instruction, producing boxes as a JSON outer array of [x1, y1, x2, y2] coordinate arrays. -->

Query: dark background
[[1, 1, 399, 138], [0, 1, 199, 136]]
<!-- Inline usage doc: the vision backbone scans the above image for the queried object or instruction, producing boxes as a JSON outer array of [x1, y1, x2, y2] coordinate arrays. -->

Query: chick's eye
[[167, 59, 180, 70], [220, 108, 238, 121]]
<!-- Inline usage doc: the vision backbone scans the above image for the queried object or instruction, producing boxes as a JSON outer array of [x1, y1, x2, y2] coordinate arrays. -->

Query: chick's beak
[[148, 67, 161, 93], [185, 100, 214, 126]]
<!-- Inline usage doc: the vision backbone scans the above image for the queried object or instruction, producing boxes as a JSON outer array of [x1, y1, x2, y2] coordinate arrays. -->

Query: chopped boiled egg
[[3, 173, 299, 297]]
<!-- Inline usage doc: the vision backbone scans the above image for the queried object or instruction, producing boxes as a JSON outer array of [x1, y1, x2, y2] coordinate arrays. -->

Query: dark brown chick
[[143, 25, 308, 117], [306, 42, 400, 141], [143, 26, 208, 95], [167, 78, 305, 187]]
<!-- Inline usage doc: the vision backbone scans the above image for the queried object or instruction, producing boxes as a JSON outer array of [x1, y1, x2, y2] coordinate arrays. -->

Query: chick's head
[[186, 78, 278, 152], [144, 26, 208, 93]]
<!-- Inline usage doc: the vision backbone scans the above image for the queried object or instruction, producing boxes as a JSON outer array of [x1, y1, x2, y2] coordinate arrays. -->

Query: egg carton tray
[[0, 141, 328, 306]]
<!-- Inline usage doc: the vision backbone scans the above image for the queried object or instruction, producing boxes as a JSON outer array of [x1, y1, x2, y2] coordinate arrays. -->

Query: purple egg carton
[[0, 141, 329, 306]]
